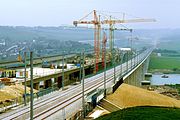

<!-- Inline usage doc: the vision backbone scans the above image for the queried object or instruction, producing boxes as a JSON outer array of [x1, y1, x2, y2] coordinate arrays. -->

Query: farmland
[[149, 52, 180, 73]]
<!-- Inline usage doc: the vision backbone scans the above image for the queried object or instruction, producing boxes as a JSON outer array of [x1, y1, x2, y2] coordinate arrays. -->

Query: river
[[150, 74, 180, 85]]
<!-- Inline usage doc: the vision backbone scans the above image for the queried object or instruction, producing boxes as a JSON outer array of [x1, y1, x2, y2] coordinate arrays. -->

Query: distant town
[[0, 26, 93, 62]]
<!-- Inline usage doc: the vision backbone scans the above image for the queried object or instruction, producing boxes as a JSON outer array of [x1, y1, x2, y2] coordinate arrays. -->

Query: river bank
[[144, 85, 180, 100], [144, 74, 180, 100], [149, 69, 180, 74]]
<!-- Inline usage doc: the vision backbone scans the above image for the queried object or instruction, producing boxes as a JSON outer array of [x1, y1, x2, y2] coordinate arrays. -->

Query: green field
[[96, 106, 180, 120], [149, 53, 180, 71]]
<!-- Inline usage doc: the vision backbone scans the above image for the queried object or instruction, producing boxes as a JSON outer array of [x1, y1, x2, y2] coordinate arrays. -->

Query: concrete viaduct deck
[[0, 48, 153, 120]]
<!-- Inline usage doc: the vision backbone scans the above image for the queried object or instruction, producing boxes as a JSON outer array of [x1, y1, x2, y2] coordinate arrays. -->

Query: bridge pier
[[53, 77, 58, 88], [34, 82, 40, 90], [123, 57, 150, 87], [44, 79, 52, 89], [57, 76, 62, 88]]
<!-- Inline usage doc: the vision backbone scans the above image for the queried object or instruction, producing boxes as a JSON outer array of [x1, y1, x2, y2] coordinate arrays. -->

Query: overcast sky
[[0, 0, 179, 29]]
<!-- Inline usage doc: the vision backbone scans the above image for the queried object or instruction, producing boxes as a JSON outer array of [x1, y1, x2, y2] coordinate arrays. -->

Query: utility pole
[[82, 50, 85, 118], [137, 51, 139, 64], [118, 49, 121, 77], [79, 53, 82, 83], [30, 52, 33, 120], [135, 51, 137, 66], [24, 52, 27, 106], [103, 32, 107, 97], [102, 31, 107, 97], [134, 50, 136, 67], [130, 31, 133, 70], [126, 51, 128, 72], [62, 52, 64, 89], [113, 49, 116, 84], [136, 51, 138, 64], [104, 49, 107, 97], [120, 50, 123, 77]]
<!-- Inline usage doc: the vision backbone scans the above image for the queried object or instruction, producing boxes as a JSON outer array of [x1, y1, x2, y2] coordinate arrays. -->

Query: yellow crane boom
[[101, 18, 156, 24], [101, 17, 156, 61]]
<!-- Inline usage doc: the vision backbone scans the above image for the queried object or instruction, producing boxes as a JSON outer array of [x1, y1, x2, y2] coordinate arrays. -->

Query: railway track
[[0, 49, 153, 120], [1, 65, 116, 120]]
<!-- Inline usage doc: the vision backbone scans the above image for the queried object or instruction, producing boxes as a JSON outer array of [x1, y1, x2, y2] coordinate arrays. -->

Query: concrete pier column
[[54, 77, 58, 88], [57, 76, 62, 88], [45, 79, 52, 89], [34, 82, 39, 90]]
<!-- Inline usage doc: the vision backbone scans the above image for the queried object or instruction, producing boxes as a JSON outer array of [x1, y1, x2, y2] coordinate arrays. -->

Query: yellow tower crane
[[74, 10, 156, 72], [101, 16, 156, 59]]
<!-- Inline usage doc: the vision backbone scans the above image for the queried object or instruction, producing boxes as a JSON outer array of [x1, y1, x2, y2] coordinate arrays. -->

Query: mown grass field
[[149, 53, 180, 70], [96, 106, 180, 120]]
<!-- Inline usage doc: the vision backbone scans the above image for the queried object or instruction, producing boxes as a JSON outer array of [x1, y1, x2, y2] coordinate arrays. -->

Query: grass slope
[[96, 106, 180, 120]]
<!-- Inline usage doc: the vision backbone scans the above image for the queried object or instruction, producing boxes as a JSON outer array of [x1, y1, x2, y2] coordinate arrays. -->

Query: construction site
[[1, 8, 180, 120]]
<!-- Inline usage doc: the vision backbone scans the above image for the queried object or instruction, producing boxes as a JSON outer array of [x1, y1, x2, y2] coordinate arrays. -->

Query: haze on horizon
[[0, 0, 179, 29]]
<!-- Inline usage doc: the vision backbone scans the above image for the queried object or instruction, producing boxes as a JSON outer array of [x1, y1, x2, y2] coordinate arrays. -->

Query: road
[[0, 48, 152, 120]]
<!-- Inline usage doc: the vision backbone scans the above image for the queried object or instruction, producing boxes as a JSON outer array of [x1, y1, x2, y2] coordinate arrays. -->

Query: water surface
[[150, 74, 180, 85]]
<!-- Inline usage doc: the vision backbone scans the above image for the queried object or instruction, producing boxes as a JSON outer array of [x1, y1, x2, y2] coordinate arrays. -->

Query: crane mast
[[102, 32, 107, 68], [101, 17, 156, 61], [73, 10, 101, 73], [109, 16, 114, 58]]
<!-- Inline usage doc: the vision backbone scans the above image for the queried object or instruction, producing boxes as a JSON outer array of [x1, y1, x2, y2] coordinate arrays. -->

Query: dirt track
[[106, 83, 180, 108]]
